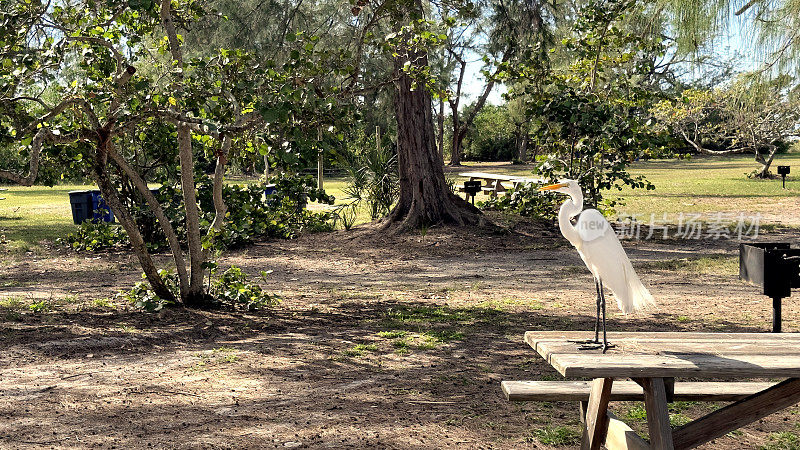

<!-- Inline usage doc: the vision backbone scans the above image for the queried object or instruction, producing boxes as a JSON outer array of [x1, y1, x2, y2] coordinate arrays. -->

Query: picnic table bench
[[503, 331, 800, 450], [458, 172, 544, 195], [0, 187, 6, 200]]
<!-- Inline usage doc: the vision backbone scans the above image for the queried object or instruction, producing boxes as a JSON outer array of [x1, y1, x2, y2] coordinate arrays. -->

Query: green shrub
[[60, 221, 129, 252], [152, 173, 335, 249], [123, 265, 280, 312], [120, 269, 179, 312], [478, 184, 560, 220], [66, 174, 335, 253], [463, 104, 518, 162], [338, 129, 399, 221], [209, 266, 280, 311], [28, 300, 52, 313]]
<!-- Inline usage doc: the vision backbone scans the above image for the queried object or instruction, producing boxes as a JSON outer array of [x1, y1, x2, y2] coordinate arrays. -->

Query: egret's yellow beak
[[538, 182, 568, 191]]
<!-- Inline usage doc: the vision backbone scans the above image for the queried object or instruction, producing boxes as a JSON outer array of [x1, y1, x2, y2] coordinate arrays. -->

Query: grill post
[[773, 297, 782, 333]]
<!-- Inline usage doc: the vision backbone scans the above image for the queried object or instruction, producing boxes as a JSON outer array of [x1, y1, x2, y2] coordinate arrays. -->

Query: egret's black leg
[[574, 278, 604, 350], [599, 280, 615, 353], [593, 278, 601, 343]]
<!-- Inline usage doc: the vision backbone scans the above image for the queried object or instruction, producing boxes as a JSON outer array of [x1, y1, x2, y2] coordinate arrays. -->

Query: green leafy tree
[[463, 104, 516, 161], [510, 0, 659, 210], [440, 0, 556, 166], [652, 75, 800, 177], [0, 0, 343, 307]]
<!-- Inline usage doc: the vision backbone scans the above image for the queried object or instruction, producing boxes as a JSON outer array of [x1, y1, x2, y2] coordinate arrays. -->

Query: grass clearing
[[530, 425, 582, 446], [0, 295, 79, 313], [478, 297, 544, 310], [343, 343, 378, 357], [91, 298, 115, 309], [0, 184, 88, 251], [377, 330, 407, 339], [0, 295, 27, 310], [383, 305, 504, 328], [641, 255, 738, 276], [392, 339, 410, 355], [611, 153, 800, 218], [761, 431, 800, 450]]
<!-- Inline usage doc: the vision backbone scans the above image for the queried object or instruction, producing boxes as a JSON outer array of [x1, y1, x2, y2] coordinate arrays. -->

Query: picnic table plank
[[534, 339, 800, 357], [549, 353, 800, 378], [525, 331, 800, 378], [458, 172, 544, 184], [458, 171, 530, 181], [501, 380, 775, 402], [459, 171, 517, 180], [526, 331, 800, 344]]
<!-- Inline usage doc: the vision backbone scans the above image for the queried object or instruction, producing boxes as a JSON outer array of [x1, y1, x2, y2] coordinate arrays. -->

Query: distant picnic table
[[458, 172, 544, 195], [0, 187, 6, 200], [504, 331, 800, 450]]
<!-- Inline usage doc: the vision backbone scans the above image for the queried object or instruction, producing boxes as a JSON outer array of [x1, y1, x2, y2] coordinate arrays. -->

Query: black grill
[[740, 243, 800, 332]]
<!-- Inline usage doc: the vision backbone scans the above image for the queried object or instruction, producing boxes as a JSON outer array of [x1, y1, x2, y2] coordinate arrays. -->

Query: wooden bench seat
[[501, 380, 774, 402]]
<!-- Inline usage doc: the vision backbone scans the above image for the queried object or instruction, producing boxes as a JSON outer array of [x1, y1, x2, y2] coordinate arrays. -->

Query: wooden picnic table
[[525, 331, 800, 450], [458, 172, 544, 195]]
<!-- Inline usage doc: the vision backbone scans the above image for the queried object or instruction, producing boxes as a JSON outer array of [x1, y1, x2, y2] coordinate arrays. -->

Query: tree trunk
[[94, 138, 174, 301], [449, 112, 463, 166], [437, 98, 445, 164], [382, 48, 483, 232], [161, 0, 211, 307], [106, 144, 190, 295], [447, 51, 504, 167], [176, 124, 208, 306], [753, 145, 779, 178], [517, 125, 528, 163]]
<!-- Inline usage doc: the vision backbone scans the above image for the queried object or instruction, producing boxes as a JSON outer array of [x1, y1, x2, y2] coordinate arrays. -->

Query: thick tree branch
[[0, 128, 47, 186], [106, 145, 191, 295], [19, 97, 101, 134]]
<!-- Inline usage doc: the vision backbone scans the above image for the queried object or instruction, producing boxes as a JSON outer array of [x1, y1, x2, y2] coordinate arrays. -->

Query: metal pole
[[773, 296, 782, 333], [317, 128, 323, 190]]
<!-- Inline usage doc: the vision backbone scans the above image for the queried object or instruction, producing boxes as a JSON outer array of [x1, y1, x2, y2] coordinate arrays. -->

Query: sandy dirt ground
[[1, 218, 800, 449]]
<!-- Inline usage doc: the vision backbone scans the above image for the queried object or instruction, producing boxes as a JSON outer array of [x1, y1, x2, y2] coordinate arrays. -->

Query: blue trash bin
[[89, 190, 115, 223], [68, 190, 93, 225], [264, 184, 278, 205]]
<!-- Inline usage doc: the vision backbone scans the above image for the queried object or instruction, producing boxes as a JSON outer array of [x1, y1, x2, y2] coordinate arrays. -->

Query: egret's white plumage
[[543, 179, 654, 314]]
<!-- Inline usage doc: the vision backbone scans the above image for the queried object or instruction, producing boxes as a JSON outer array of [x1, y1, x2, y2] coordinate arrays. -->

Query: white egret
[[539, 179, 654, 352]]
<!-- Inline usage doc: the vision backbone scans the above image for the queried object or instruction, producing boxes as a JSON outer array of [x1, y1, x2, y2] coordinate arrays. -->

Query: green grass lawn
[[0, 179, 362, 251], [456, 152, 800, 221], [613, 153, 800, 218], [2, 152, 798, 251], [0, 184, 88, 252]]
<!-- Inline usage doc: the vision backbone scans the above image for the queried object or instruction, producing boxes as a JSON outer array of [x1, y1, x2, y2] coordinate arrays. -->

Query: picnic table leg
[[581, 377, 613, 450], [640, 377, 674, 450]]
